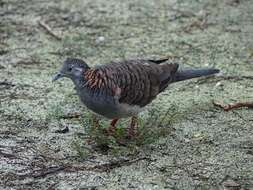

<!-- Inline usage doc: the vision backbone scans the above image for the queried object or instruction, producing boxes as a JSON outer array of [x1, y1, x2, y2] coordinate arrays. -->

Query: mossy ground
[[0, 0, 253, 189]]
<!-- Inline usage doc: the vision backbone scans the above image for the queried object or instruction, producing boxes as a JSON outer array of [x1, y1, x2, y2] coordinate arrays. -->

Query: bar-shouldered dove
[[53, 58, 219, 137]]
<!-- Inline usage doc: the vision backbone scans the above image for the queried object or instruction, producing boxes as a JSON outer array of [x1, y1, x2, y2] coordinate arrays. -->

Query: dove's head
[[52, 58, 90, 82]]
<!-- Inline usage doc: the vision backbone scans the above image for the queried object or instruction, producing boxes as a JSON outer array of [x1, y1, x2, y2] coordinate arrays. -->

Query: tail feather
[[173, 68, 219, 82]]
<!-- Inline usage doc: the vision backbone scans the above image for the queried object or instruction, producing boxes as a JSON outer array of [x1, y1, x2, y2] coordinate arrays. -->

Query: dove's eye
[[68, 67, 73, 72]]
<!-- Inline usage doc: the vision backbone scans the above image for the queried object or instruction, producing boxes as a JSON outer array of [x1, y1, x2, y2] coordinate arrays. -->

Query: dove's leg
[[128, 116, 138, 138], [107, 118, 118, 134]]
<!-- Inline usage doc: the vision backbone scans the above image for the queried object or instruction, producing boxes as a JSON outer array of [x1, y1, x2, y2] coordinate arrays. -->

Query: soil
[[0, 0, 253, 189]]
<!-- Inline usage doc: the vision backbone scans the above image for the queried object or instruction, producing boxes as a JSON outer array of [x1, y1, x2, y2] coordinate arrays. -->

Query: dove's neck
[[71, 75, 87, 90]]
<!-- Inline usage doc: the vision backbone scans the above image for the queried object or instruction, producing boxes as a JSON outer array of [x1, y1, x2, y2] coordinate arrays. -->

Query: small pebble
[[215, 81, 222, 87], [96, 36, 105, 44]]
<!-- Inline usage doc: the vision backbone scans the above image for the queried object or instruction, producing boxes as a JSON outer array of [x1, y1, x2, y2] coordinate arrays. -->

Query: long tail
[[173, 68, 219, 82]]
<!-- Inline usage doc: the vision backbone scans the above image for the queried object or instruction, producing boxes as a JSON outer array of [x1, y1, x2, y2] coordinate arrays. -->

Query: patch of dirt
[[0, 0, 253, 189]]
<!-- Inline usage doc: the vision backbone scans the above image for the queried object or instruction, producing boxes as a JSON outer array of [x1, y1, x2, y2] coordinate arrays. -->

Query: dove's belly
[[77, 89, 142, 119]]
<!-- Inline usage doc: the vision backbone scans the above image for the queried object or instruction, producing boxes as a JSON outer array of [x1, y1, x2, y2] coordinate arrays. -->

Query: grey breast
[[76, 86, 122, 119], [77, 85, 142, 118]]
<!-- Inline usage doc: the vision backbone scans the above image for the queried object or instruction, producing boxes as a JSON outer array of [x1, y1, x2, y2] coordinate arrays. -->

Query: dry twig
[[60, 112, 82, 119], [0, 80, 15, 87], [65, 157, 149, 172], [38, 20, 62, 41], [17, 157, 149, 179], [32, 166, 65, 178], [0, 150, 17, 159], [213, 100, 253, 111]]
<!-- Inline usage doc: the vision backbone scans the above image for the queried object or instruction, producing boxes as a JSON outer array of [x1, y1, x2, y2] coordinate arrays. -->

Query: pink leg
[[107, 118, 118, 134], [110, 119, 118, 127]]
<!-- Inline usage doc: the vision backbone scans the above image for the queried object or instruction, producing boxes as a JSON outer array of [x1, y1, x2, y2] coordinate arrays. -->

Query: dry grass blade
[[38, 20, 62, 41]]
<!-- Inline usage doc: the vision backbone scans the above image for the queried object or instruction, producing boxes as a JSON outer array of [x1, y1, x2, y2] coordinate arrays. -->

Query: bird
[[52, 58, 219, 138]]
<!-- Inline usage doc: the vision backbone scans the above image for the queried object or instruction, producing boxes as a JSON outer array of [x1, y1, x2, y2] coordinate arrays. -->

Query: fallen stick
[[0, 80, 15, 87], [60, 112, 82, 119], [32, 166, 65, 178], [38, 20, 62, 41], [64, 157, 150, 173], [213, 100, 253, 111], [17, 157, 150, 179]]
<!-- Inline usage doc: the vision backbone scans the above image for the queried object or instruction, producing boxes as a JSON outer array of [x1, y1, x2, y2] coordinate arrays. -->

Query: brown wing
[[84, 59, 178, 107]]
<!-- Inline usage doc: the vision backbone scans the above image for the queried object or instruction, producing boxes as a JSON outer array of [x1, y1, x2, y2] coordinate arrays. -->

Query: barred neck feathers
[[83, 68, 120, 97]]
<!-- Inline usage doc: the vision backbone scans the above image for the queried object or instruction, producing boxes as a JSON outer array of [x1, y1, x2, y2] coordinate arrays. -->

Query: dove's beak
[[52, 72, 63, 82]]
